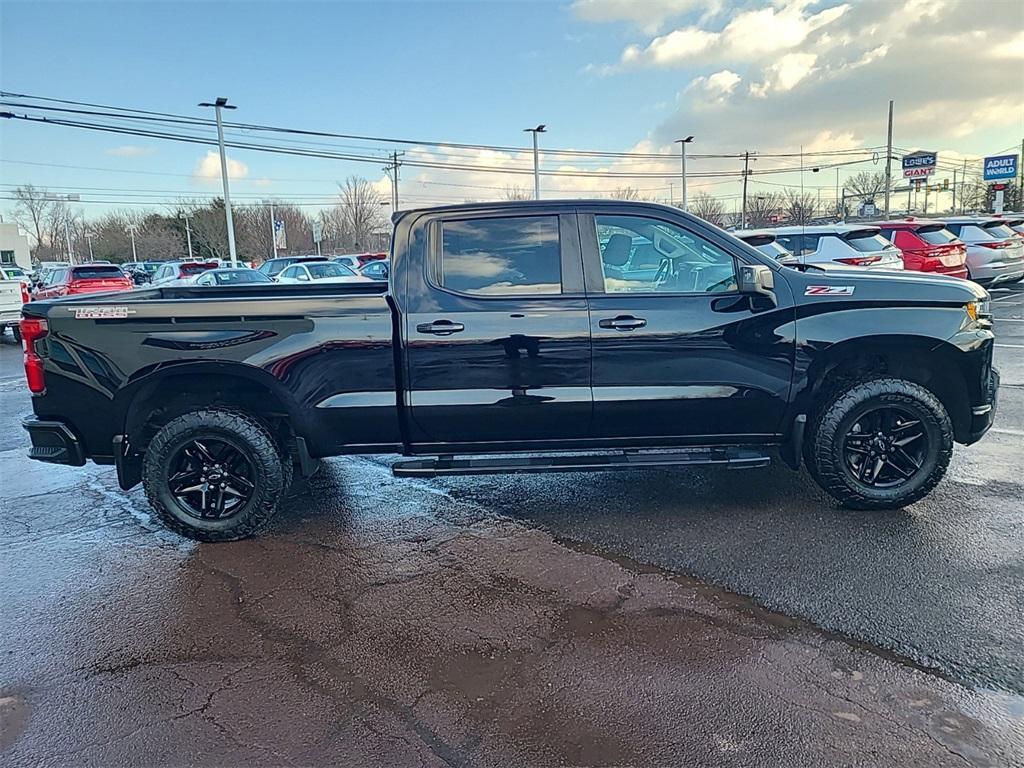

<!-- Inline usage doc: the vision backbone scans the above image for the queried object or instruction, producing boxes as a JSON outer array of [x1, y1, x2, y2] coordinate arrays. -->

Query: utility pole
[[64, 220, 74, 263], [524, 124, 546, 200], [198, 97, 238, 262], [883, 99, 894, 217], [126, 224, 138, 261], [952, 168, 958, 215], [383, 152, 404, 209], [961, 158, 968, 214], [675, 136, 694, 211], [835, 168, 841, 218], [1020, 137, 1023, 206], [84, 232, 95, 261], [179, 213, 193, 259], [741, 151, 751, 229]]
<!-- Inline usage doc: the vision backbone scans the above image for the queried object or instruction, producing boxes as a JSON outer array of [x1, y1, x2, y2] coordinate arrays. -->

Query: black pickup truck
[[21, 201, 998, 541]]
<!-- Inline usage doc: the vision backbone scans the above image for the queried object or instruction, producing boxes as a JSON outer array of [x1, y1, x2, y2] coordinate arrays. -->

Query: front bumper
[[966, 367, 999, 444], [23, 417, 86, 466]]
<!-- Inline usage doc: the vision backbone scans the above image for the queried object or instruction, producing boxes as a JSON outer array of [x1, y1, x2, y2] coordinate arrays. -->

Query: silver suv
[[943, 217, 1024, 286]]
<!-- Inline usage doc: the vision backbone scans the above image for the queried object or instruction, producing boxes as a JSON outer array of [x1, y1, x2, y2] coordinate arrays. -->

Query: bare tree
[[688, 192, 727, 228], [785, 191, 818, 225], [745, 192, 784, 228], [503, 184, 532, 201], [12, 184, 53, 255], [844, 171, 889, 205], [609, 186, 644, 201], [323, 177, 387, 252]]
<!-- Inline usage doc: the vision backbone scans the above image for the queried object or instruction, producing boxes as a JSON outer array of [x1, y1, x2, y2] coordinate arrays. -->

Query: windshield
[[2, 267, 26, 277], [71, 266, 125, 279], [308, 262, 354, 278], [843, 231, 894, 252], [215, 270, 272, 284], [916, 226, 959, 245]]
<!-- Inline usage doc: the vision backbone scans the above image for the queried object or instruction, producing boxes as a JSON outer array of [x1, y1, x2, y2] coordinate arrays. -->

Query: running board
[[392, 447, 770, 478]]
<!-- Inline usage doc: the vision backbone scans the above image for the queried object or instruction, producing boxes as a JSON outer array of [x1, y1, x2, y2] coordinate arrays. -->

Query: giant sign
[[983, 154, 1018, 182], [902, 151, 937, 178]]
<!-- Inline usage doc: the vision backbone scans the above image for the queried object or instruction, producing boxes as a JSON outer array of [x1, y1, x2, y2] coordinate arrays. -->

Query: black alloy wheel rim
[[167, 438, 256, 520], [843, 406, 929, 489]]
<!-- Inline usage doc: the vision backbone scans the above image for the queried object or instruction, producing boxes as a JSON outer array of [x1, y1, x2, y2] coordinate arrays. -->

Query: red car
[[874, 219, 969, 279], [34, 264, 133, 299]]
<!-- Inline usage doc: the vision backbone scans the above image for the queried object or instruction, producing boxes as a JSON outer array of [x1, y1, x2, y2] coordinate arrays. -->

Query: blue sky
[[1, 0, 1022, 216]]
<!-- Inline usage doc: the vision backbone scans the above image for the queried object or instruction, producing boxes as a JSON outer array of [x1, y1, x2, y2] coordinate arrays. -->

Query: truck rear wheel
[[142, 408, 289, 542], [806, 378, 953, 510]]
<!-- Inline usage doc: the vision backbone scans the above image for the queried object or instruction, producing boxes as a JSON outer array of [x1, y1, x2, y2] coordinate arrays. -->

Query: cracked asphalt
[[1, 284, 1022, 767]]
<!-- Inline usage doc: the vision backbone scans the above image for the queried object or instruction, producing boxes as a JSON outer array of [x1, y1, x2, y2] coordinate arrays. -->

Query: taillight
[[20, 282, 30, 304], [836, 255, 882, 266], [20, 317, 48, 394], [979, 241, 1013, 249]]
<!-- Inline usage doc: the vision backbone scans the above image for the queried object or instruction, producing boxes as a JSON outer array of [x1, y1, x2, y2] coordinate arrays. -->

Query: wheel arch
[[798, 335, 973, 441]]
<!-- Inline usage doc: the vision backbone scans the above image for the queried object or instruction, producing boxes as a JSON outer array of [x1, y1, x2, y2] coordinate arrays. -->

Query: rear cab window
[[439, 215, 562, 295]]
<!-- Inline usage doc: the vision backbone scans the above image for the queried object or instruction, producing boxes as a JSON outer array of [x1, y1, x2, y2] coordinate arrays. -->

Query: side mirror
[[738, 264, 777, 306]]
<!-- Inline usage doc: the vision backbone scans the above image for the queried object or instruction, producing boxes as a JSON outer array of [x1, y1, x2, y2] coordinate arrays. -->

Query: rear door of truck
[[401, 206, 592, 448]]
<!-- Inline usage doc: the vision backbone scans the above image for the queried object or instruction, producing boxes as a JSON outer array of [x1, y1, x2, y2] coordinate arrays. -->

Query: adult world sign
[[983, 154, 1018, 182]]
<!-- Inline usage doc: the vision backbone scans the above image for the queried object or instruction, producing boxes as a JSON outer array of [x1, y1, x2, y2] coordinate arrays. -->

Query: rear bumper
[[0, 308, 20, 324], [22, 417, 86, 466]]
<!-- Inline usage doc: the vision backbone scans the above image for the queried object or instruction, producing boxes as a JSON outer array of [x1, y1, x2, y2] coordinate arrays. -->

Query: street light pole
[[883, 99, 894, 217], [523, 124, 546, 200], [64, 220, 74, 263], [675, 136, 694, 211], [126, 224, 138, 261], [199, 97, 238, 261], [84, 232, 95, 261], [179, 213, 194, 259], [740, 151, 751, 229]]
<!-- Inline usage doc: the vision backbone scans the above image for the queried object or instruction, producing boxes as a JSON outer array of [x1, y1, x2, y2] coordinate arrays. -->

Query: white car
[[732, 230, 794, 262], [276, 261, 372, 284], [772, 224, 905, 270], [943, 216, 1024, 286], [150, 261, 219, 286]]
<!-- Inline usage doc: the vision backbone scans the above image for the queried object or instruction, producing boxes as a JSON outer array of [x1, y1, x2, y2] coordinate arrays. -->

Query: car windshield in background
[[71, 266, 125, 279], [843, 231, 894, 252], [180, 264, 217, 277], [916, 226, 959, 245], [215, 270, 272, 284], [308, 263, 353, 278], [3, 267, 27, 277]]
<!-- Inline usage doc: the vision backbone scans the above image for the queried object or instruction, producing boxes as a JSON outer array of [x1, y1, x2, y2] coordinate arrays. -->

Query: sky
[[1, 0, 1022, 219]]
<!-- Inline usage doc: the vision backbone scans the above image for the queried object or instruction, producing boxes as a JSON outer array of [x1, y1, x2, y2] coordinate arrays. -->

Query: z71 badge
[[72, 306, 137, 319], [805, 285, 855, 296]]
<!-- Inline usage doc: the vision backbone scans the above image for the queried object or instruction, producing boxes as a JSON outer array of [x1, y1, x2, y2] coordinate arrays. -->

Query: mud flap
[[779, 414, 806, 471], [113, 435, 143, 490]]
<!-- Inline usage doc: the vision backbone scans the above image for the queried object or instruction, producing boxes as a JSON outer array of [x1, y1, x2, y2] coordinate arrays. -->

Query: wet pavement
[[1, 284, 1023, 766]]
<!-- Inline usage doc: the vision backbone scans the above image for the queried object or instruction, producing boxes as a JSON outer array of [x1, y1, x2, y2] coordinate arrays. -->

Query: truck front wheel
[[142, 409, 289, 541], [806, 378, 954, 510]]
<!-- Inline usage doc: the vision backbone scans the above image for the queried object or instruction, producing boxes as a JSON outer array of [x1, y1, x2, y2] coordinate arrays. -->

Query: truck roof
[[392, 198, 688, 224]]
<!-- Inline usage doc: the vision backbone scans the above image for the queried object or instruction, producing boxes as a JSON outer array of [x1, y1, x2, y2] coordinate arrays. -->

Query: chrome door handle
[[599, 315, 647, 331], [416, 320, 465, 335]]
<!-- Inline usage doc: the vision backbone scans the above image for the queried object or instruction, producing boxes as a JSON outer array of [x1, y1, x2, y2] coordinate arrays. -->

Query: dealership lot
[[0, 285, 1022, 766]]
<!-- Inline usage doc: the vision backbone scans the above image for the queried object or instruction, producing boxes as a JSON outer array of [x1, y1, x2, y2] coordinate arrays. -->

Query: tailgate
[[0, 280, 23, 312]]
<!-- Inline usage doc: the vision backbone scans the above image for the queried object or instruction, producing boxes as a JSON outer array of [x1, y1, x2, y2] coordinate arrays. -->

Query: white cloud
[[616, 1, 849, 67], [750, 52, 818, 97], [105, 145, 153, 158], [991, 30, 1024, 59], [192, 151, 248, 184], [687, 69, 742, 103]]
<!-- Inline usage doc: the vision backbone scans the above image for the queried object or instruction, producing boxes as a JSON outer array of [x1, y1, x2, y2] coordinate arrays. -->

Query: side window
[[280, 266, 297, 279], [295, 266, 311, 281], [439, 215, 561, 296], [594, 214, 737, 294], [775, 234, 800, 254], [800, 234, 822, 254]]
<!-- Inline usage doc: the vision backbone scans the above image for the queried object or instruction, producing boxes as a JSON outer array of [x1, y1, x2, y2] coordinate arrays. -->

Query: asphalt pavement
[[1, 284, 1022, 767]]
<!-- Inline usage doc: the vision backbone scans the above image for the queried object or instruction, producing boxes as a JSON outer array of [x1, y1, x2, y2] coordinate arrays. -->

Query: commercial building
[[0, 222, 31, 271]]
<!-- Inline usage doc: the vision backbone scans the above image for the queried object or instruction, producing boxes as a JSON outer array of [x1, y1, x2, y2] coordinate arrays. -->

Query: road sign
[[902, 151, 937, 178], [312, 221, 323, 244], [983, 154, 1018, 182]]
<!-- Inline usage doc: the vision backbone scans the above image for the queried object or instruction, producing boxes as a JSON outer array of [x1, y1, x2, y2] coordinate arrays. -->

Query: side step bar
[[392, 447, 770, 478]]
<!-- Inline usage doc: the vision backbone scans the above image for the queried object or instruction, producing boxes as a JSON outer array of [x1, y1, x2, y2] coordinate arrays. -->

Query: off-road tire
[[143, 408, 289, 541], [805, 378, 954, 510]]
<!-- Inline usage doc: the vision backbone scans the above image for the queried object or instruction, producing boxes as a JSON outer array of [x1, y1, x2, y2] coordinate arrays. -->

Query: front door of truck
[[580, 209, 795, 441], [403, 209, 592, 448]]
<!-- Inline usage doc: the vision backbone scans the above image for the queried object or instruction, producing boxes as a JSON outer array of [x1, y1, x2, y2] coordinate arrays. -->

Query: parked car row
[[734, 215, 1024, 287]]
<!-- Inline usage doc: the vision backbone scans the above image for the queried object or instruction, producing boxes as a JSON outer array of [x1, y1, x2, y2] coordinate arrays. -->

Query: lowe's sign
[[902, 151, 937, 178], [983, 154, 1018, 182]]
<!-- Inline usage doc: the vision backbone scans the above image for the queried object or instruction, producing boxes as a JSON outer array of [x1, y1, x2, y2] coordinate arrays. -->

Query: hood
[[784, 264, 987, 304]]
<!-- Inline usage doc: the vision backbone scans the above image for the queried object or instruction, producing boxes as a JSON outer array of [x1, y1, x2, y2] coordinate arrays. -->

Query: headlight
[[965, 299, 992, 323]]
